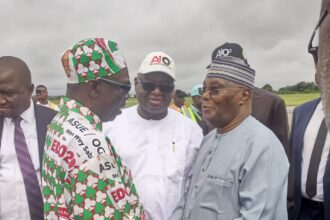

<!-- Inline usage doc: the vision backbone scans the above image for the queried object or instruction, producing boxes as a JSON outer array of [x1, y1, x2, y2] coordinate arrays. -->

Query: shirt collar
[[5, 99, 35, 125], [60, 96, 102, 131]]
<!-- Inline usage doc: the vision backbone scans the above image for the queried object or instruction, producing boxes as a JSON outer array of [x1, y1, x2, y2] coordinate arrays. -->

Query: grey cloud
[[0, 0, 322, 95]]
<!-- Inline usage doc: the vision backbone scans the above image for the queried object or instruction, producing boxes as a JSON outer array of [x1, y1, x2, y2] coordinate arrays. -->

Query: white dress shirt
[[0, 100, 40, 220], [103, 106, 203, 220], [301, 101, 330, 201]]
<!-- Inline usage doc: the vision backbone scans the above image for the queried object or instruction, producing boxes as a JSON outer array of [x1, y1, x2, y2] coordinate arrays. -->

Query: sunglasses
[[308, 2, 329, 64], [139, 79, 174, 93], [98, 78, 131, 93]]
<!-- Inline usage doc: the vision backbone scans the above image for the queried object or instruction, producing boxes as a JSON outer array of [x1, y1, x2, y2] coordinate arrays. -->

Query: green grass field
[[279, 93, 320, 106], [124, 92, 320, 108], [51, 92, 320, 108]]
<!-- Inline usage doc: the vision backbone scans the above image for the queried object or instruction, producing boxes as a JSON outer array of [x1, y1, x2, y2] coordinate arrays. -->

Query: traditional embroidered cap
[[138, 52, 175, 80], [207, 56, 255, 88], [207, 43, 248, 68], [191, 84, 203, 97], [61, 38, 127, 84]]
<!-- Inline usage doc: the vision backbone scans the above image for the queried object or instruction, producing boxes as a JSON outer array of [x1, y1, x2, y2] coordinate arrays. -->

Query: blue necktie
[[14, 116, 44, 220]]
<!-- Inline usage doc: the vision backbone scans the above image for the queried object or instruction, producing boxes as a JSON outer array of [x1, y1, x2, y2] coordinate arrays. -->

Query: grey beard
[[320, 77, 330, 132], [319, 53, 330, 131], [318, 17, 330, 132]]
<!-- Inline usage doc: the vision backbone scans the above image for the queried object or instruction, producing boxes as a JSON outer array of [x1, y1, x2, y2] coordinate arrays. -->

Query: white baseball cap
[[138, 51, 175, 80]]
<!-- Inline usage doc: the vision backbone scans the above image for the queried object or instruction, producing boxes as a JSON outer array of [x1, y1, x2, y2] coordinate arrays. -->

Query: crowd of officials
[[0, 0, 329, 219]]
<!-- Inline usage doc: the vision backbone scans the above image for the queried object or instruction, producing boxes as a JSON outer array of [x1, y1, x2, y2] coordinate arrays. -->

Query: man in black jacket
[[288, 0, 330, 219], [0, 56, 56, 220]]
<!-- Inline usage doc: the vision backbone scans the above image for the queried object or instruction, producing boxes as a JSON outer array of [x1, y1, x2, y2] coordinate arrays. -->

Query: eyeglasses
[[98, 78, 131, 93], [202, 86, 243, 96], [308, 2, 329, 64], [139, 79, 174, 93], [202, 86, 224, 96]]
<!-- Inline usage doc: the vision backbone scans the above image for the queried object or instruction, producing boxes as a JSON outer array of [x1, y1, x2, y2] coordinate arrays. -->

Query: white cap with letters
[[138, 51, 175, 80]]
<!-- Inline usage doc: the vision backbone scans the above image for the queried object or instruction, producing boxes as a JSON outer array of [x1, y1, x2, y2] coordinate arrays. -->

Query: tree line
[[262, 81, 319, 94]]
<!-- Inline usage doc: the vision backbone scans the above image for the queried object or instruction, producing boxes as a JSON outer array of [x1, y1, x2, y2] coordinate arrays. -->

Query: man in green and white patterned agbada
[[42, 38, 145, 220]]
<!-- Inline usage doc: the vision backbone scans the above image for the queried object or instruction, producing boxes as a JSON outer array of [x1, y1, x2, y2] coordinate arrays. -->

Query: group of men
[[0, 0, 329, 219]]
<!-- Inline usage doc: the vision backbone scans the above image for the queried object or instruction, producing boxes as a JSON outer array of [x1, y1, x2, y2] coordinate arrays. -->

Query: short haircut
[[36, 84, 47, 90]]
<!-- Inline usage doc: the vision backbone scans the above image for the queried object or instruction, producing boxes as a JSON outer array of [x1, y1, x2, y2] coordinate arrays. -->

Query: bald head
[[0, 56, 34, 118], [0, 56, 31, 87]]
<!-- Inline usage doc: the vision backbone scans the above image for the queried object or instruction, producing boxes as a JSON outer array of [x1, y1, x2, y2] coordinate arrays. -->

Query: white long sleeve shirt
[[103, 106, 203, 220], [301, 101, 330, 201], [0, 101, 40, 220]]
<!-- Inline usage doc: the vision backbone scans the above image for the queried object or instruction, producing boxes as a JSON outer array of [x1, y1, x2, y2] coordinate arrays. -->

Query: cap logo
[[215, 48, 232, 58], [150, 55, 171, 66]]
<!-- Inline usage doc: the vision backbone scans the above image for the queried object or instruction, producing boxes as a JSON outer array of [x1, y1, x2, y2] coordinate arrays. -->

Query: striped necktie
[[13, 116, 44, 220]]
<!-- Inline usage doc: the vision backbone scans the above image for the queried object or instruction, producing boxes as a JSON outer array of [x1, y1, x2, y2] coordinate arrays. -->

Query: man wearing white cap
[[103, 52, 203, 220]]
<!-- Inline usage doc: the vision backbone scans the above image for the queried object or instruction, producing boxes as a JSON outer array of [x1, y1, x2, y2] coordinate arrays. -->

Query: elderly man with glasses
[[103, 52, 203, 220], [288, 1, 330, 220], [41, 38, 145, 219], [171, 54, 289, 220]]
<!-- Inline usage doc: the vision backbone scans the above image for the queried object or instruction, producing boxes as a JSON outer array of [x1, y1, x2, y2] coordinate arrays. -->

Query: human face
[[135, 72, 174, 119], [173, 93, 185, 108], [0, 68, 33, 118], [192, 95, 202, 110], [202, 77, 243, 129], [36, 87, 48, 103], [308, 3, 329, 65], [97, 68, 130, 122], [317, 3, 330, 129]]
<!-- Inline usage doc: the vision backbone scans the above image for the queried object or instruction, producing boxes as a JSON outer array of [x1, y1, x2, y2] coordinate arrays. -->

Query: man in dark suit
[[0, 56, 56, 220], [252, 87, 290, 158], [288, 0, 330, 219]]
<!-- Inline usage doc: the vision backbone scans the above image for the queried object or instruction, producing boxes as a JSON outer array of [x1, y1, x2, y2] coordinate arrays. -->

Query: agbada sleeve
[[234, 138, 289, 220], [69, 150, 144, 219]]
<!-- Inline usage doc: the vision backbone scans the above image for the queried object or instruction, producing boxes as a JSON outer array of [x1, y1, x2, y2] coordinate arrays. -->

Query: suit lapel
[[295, 99, 321, 162], [34, 104, 49, 168]]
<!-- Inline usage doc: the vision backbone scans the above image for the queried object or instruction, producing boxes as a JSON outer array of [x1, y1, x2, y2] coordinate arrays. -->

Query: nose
[[0, 94, 7, 104], [202, 89, 210, 101], [151, 86, 162, 95]]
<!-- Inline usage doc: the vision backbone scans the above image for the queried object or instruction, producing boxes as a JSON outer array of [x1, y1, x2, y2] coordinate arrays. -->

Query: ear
[[315, 71, 321, 87], [28, 84, 34, 97], [87, 80, 101, 98], [134, 77, 138, 87], [238, 88, 251, 105]]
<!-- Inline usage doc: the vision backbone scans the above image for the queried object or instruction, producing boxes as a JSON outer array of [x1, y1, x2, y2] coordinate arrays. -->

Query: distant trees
[[262, 84, 274, 92], [277, 81, 318, 94], [261, 81, 319, 94]]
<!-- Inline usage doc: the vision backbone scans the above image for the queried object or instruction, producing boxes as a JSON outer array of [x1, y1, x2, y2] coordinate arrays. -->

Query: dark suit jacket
[[252, 87, 290, 158], [0, 103, 57, 168], [288, 98, 330, 220]]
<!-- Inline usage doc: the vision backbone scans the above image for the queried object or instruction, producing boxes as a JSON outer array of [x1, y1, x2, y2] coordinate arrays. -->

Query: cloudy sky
[[0, 0, 321, 95]]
